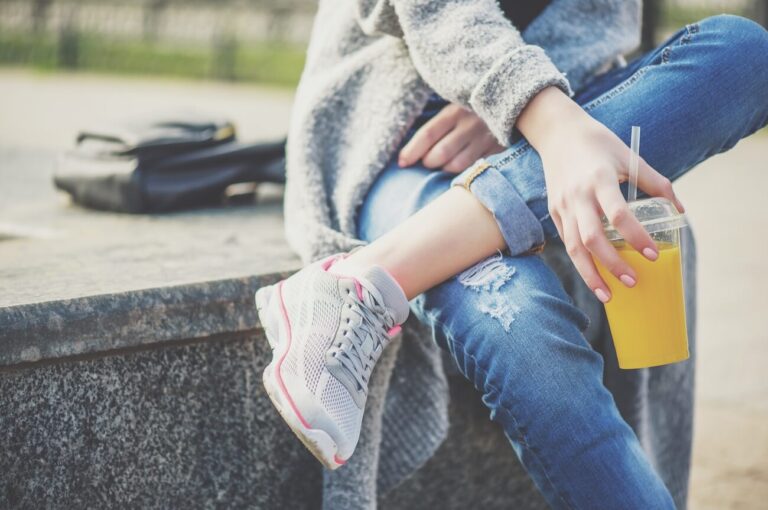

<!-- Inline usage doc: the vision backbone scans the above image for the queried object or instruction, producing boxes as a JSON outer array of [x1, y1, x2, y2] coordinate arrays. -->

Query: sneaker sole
[[255, 283, 347, 470]]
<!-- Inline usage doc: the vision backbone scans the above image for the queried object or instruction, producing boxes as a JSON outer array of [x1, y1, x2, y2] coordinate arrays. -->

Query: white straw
[[628, 126, 641, 202]]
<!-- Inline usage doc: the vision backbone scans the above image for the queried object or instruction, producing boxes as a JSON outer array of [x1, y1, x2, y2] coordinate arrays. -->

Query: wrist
[[516, 86, 591, 154]]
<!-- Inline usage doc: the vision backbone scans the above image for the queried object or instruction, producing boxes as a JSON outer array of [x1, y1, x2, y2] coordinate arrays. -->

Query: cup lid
[[602, 197, 687, 241]]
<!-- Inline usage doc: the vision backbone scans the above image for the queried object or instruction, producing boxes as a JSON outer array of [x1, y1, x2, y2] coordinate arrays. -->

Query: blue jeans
[[356, 15, 768, 510]]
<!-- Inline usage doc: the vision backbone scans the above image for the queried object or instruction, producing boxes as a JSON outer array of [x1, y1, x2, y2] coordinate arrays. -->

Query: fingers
[[636, 158, 685, 213], [575, 202, 637, 287], [442, 134, 499, 173], [398, 105, 459, 167], [595, 180, 659, 261], [399, 104, 501, 172], [562, 218, 612, 303], [421, 122, 474, 168]]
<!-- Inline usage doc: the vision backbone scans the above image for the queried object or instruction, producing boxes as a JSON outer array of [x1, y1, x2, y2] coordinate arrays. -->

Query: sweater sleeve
[[353, 0, 572, 145]]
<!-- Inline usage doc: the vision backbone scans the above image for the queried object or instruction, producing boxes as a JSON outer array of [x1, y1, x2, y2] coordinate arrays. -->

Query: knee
[[699, 15, 768, 72], [701, 13, 767, 38], [694, 15, 768, 119]]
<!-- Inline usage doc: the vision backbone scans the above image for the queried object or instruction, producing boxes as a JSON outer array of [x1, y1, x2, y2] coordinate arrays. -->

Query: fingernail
[[642, 247, 658, 261], [594, 288, 611, 303], [619, 274, 636, 287]]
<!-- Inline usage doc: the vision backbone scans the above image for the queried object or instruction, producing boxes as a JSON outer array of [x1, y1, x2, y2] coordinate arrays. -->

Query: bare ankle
[[327, 252, 369, 277]]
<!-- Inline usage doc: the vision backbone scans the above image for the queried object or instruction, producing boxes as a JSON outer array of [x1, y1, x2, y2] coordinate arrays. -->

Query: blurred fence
[[0, 0, 317, 85], [0, 0, 765, 87]]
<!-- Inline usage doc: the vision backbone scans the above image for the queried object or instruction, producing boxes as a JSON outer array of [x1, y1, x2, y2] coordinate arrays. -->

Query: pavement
[[1, 69, 766, 509], [674, 127, 768, 509]]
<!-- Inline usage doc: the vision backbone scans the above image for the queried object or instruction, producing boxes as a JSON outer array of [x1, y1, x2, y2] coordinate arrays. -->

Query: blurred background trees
[[0, 0, 765, 88]]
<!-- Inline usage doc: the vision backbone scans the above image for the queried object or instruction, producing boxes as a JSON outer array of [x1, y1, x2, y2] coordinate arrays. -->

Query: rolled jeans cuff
[[450, 160, 545, 256]]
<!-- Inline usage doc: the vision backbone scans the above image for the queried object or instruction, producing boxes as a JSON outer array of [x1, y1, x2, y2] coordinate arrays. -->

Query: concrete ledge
[[0, 146, 545, 508], [0, 147, 299, 366], [1, 146, 697, 508], [0, 274, 288, 367], [1, 328, 324, 509]]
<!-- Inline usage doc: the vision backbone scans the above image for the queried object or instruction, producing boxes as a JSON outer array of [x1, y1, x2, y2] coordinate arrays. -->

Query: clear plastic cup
[[594, 197, 690, 369]]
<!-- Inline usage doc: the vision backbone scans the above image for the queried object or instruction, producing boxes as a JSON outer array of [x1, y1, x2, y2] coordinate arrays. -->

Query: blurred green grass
[[660, 2, 758, 31], [0, 31, 306, 87], [661, 5, 730, 27], [0, 5, 758, 88]]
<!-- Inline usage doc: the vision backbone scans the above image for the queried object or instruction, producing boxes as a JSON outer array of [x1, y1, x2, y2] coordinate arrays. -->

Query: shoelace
[[329, 283, 396, 393]]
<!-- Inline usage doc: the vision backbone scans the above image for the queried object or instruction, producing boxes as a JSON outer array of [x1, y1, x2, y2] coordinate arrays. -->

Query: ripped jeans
[[357, 15, 768, 510]]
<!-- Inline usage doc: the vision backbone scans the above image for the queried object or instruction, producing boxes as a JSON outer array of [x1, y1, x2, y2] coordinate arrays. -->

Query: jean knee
[[702, 13, 768, 41], [685, 15, 768, 138], [700, 15, 768, 81]]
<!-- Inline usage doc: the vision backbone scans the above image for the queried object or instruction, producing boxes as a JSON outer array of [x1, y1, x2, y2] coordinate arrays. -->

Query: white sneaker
[[255, 253, 409, 469]]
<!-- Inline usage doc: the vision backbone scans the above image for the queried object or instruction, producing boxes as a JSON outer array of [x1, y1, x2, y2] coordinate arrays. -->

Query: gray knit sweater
[[284, 1, 644, 507]]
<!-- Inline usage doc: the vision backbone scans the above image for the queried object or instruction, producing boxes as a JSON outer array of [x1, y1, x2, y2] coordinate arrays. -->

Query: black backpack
[[54, 114, 286, 213]]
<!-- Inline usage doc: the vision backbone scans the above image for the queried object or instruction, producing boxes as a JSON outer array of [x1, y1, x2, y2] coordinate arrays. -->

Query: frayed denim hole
[[458, 252, 515, 291], [458, 252, 520, 332], [661, 46, 672, 64], [682, 22, 700, 44], [662, 22, 699, 66], [477, 298, 521, 333]]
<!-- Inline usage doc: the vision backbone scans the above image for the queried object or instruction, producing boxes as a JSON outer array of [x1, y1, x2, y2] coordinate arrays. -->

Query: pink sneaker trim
[[334, 454, 347, 465], [320, 252, 348, 271], [387, 325, 402, 337], [322, 253, 406, 307], [323, 255, 364, 300], [275, 281, 312, 430], [320, 256, 337, 271], [353, 279, 364, 300]]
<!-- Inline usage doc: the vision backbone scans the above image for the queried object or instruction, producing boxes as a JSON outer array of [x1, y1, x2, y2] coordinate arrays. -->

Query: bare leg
[[331, 186, 504, 299]]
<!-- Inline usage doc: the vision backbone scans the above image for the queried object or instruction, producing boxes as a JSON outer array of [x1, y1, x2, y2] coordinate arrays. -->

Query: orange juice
[[595, 243, 689, 369]]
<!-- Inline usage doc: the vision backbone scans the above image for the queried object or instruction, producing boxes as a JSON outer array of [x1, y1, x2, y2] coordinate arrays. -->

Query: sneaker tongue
[[357, 265, 410, 325]]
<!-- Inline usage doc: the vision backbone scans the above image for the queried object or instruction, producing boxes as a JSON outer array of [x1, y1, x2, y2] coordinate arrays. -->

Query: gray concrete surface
[[1, 70, 765, 508], [673, 130, 768, 510], [0, 70, 555, 509], [0, 70, 299, 306], [1, 329, 325, 509]]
